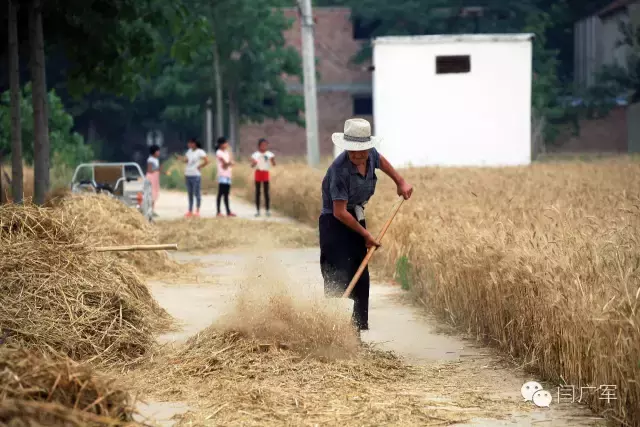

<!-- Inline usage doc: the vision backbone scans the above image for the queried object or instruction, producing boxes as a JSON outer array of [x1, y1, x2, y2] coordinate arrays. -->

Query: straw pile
[[55, 193, 181, 276], [0, 203, 170, 366], [157, 217, 317, 252], [0, 347, 135, 426], [239, 156, 640, 425]]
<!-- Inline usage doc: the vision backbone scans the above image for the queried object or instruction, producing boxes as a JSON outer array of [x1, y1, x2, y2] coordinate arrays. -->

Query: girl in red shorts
[[250, 138, 276, 217]]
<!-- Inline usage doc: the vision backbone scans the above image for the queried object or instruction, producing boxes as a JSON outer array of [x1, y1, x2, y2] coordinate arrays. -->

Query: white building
[[371, 34, 534, 167]]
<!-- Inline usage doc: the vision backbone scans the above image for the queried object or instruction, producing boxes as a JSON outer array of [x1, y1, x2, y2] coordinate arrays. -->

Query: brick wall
[[239, 7, 373, 158], [549, 107, 628, 153], [240, 92, 373, 157]]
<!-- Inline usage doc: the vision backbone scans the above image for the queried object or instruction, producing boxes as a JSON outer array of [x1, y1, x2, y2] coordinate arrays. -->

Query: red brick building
[[239, 7, 373, 158]]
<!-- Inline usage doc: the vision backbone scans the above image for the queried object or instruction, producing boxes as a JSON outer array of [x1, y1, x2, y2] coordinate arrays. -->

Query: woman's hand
[[397, 179, 413, 200], [364, 232, 381, 249]]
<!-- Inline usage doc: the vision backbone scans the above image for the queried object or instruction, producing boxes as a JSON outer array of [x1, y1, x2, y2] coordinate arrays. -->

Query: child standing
[[178, 138, 208, 218], [146, 145, 161, 217], [215, 137, 236, 217], [250, 138, 276, 217]]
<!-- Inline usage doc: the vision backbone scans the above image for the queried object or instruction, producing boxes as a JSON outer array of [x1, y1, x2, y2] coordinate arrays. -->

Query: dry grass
[[0, 203, 171, 366], [238, 156, 640, 426], [55, 193, 183, 276], [0, 347, 135, 426], [157, 217, 317, 252], [127, 255, 523, 426]]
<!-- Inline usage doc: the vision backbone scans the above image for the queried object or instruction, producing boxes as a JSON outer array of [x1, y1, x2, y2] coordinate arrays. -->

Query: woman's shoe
[[194, 211, 201, 218], [227, 212, 237, 217], [216, 213, 224, 217], [184, 212, 193, 218]]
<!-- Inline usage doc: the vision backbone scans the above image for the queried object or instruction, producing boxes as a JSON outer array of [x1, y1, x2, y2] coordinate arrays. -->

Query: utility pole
[[298, 0, 320, 167], [213, 40, 224, 143]]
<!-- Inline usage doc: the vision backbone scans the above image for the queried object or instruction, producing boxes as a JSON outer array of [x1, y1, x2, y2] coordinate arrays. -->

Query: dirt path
[[136, 192, 607, 426]]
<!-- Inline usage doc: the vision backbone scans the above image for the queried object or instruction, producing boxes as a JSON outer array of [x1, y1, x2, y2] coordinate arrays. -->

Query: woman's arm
[[147, 162, 153, 174], [199, 155, 210, 170], [379, 154, 413, 199], [270, 155, 276, 167], [333, 200, 380, 248]]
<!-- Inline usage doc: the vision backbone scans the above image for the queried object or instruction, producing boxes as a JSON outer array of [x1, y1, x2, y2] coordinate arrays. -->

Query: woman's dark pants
[[319, 212, 370, 331], [217, 183, 231, 214]]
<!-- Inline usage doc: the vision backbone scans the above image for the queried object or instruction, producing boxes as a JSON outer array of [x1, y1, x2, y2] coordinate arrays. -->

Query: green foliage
[[0, 84, 92, 165]]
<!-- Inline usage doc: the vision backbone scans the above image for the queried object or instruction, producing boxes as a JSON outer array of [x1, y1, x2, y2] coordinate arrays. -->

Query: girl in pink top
[[215, 137, 236, 217]]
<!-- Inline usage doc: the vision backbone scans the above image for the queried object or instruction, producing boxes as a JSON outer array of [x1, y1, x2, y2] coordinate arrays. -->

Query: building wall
[[238, 7, 373, 158], [550, 107, 628, 153], [240, 92, 373, 158], [373, 36, 533, 167], [574, 1, 639, 88], [601, 11, 630, 69]]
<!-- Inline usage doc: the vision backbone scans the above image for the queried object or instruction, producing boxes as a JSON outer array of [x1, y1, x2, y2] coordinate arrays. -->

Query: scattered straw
[[157, 218, 317, 252], [0, 203, 171, 366], [0, 347, 135, 426], [126, 254, 523, 426], [55, 193, 183, 276]]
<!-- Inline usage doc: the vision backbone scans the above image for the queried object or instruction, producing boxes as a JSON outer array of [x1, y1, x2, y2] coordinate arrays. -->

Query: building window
[[352, 17, 380, 40], [436, 55, 471, 74], [353, 95, 373, 115]]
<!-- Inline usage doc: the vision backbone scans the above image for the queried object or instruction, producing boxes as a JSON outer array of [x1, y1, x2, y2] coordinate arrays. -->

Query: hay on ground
[[0, 347, 135, 427], [0, 203, 170, 366], [55, 193, 182, 276], [157, 217, 317, 252], [128, 255, 521, 426]]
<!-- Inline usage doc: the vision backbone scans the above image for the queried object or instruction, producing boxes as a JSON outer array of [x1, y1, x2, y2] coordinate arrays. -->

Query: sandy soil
[[135, 192, 608, 427]]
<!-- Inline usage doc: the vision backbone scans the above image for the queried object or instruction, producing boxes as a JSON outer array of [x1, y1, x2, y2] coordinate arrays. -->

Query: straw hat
[[331, 118, 381, 151]]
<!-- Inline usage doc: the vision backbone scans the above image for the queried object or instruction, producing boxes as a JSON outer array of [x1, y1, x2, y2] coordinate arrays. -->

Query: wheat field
[[236, 157, 640, 426]]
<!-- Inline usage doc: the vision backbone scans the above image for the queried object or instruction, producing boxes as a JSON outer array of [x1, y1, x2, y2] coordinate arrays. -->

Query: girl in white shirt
[[177, 138, 209, 217], [250, 138, 276, 217]]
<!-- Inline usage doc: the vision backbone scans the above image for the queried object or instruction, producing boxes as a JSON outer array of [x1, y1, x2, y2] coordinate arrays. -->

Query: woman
[[250, 138, 276, 217], [146, 145, 161, 217], [178, 138, 209, 218], [215, 137, 236, 217], [320, 118, 413, 338]]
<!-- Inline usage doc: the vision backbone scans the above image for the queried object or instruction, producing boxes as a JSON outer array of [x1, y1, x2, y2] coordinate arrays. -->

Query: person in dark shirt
[[320, 118, 413, 339]]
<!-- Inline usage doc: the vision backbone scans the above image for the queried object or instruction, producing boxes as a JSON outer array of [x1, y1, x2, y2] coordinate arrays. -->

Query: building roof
[[372, 34, 535, 45]]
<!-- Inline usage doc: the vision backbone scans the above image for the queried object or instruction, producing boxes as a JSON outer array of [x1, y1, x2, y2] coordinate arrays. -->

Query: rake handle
[[95, 243, 178, 252], [342, 197, 405, 299]]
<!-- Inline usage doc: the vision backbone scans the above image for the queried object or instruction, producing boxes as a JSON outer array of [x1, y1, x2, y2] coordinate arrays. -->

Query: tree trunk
[[228, 88, 240, 155], [9, 0, 23, 204], [28, 0, 50, 205], [212, 39, 224, 141]]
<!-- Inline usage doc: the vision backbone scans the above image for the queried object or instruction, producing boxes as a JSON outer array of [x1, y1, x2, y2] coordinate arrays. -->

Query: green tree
[[0, 84, 92, 165]]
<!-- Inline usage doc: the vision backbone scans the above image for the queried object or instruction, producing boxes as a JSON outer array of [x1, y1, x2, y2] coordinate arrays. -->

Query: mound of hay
[[56, 193, 181, 276], [0, 203, 170, 365], [158, 218, 317, 252], [0, 347, 134, 426]]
